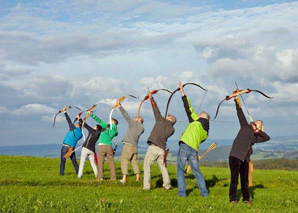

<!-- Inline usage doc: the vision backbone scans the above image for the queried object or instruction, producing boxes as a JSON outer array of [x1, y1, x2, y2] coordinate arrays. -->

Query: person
[[77, 114, 102, 178], [229, 95, 270, 204], [176, 81, 210, 197], [90, 113, 118, 181], [143, 90, 176, 190], [118, 102, 144, 183], [60, 108, 83, 176]]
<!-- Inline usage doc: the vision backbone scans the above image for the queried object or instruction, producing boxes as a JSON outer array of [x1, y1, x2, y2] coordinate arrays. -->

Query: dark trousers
[[60, 146, 79, 176], [229, 156, 249, 202]]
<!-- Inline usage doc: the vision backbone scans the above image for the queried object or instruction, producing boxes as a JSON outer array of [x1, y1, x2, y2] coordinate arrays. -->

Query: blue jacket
[[62, 112, 83, 148]]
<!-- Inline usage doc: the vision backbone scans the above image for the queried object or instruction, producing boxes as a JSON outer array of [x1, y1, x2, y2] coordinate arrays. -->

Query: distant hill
[[0, 135, 297, 161]]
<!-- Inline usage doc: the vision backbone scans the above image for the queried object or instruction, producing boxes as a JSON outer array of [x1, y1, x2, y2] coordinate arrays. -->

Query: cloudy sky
[[1, 0, 298, 146]]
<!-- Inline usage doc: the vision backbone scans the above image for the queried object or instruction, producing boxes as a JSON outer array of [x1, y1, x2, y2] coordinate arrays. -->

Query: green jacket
[[90, 113, 118, 146], [180, 96, 209, 151]]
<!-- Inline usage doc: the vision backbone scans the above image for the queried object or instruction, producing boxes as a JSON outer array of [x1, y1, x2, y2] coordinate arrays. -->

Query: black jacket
[[229, 100, 270, 162], [79, 119, 102, 153], [147, 97, 175, 150]]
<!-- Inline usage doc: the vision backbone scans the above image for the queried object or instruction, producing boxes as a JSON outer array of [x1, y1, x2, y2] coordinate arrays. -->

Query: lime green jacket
[[90, 113, 118, 146], [180, 96, 209, 151]]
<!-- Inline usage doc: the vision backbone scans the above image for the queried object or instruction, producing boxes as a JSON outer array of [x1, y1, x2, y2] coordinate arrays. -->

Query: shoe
[[230, 200, 238, 205], [120, 180, 126, 184], [97, 178, 104, 182], [244, 200, 252, 205]]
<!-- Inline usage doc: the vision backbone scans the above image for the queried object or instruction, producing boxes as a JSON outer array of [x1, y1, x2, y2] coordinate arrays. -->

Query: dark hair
[[111, 118, 118, 125], [95, 124, 102, 131]]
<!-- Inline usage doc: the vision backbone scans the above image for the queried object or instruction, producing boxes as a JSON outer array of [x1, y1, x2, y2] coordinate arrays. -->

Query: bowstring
[[235, 82, 253, 122], [196, 90, 208, 114], [256, 99, 273, 119]]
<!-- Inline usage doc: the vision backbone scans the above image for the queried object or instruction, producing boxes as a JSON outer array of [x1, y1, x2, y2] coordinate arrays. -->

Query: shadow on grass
[[154, 178, 178, 188], [236, 184, 265, 200], [186, 174, 224, 189]]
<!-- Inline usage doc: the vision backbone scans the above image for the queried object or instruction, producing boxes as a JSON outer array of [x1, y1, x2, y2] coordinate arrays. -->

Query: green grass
[[0, 156, 297, 212]]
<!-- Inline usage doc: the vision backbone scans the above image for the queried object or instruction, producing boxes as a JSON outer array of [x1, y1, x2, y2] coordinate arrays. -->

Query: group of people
[[58, 82, 270, 204]]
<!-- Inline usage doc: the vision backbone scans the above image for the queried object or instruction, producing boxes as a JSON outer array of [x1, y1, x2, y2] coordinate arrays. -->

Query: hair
[[111, 118, 118, 125], [254, 120, 264, 131], [200, 111, 210, 121], [95, 124, 102, 131], [168, 114, 176, 124]]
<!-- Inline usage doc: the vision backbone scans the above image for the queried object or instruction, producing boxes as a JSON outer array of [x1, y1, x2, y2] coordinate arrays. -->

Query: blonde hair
[[254, 120, 264, 131]]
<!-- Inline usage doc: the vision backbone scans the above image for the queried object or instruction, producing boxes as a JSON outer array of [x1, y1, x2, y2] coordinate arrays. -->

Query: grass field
[[0, 155, 297, 212]]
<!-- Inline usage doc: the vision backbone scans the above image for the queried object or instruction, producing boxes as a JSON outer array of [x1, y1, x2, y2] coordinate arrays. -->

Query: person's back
[[146, 97, 175, 150], [119, 104, 145, 183], [91, 113, 118, 181], [60, 109, 82, 176], [143, 91, 176, 190], [176, 81, 210, 197]]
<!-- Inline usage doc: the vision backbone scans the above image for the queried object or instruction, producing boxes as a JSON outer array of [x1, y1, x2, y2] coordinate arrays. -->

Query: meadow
[[0, 155, 297, 212]]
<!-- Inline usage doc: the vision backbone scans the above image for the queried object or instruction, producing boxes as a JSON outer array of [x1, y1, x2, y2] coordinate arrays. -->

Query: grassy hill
[[0, 156, 297, 212]]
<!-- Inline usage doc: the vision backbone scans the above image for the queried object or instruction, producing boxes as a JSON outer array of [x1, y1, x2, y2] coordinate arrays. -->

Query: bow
[[52, 106, 72, 127], [81, 104, 98, 141], [164, 83, 207, 118], [137, 88, 172, 118], [109, 96, 126, 129], [212, 89, 273, 121]]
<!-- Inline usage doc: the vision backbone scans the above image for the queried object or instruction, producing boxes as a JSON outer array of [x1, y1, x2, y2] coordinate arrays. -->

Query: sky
[[0, 0, 298, 146]]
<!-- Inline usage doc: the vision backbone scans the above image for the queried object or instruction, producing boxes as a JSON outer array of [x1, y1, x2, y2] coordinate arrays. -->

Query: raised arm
[[149, 95, 163, 122], [235, 96, 248, 127], [90, 113, 108, 129], [182, 96, 199, 123], [119, 105, 132, 124], [179, 81, 199, 122], [64, 112, 75, 131], [79, 118, 94, 132], [254, 131, 270, 143]]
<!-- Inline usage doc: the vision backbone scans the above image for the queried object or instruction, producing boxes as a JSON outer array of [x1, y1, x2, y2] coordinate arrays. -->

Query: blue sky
[[0, 0, 298, 146]]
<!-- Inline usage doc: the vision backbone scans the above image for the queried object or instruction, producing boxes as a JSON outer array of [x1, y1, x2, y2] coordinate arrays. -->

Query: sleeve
[[235, 98, 248, 127], [90, 113, 108, 129], [79, 118, 93, 132], [64, 112, 75, 131], [119, 106, 132, 124], [254, 131, 270, 143], [150, 97, 163, 122], [182, 95, 199, 122]]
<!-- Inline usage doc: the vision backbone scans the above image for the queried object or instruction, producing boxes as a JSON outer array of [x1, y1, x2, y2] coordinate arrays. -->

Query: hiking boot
[[230, 200, 238, 205], [244, 200, 253, 205]]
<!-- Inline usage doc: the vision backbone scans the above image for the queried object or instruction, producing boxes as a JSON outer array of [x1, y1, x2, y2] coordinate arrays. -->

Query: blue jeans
[[177, 143, 209, 197], [60, 146, 79, 176]]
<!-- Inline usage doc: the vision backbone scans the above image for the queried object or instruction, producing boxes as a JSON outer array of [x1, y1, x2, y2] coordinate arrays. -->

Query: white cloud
[[13, 104, 57, 116], [0, 106, 10, 114]]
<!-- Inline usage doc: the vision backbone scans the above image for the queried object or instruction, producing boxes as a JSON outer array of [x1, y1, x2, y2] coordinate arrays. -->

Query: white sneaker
[[120, 180, 126, 184]]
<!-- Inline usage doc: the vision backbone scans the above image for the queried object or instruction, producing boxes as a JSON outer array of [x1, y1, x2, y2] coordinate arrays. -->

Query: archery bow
[[52, 106, 72, 127], [164, 83, 207, 118], [212, 89, 273, 121], [109, 96, 126, 129], [137, 88, 172, 118], [235, 82, 253, 122]]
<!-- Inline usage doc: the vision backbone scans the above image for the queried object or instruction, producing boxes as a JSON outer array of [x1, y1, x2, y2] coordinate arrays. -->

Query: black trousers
[[229, 156, 249, 201]]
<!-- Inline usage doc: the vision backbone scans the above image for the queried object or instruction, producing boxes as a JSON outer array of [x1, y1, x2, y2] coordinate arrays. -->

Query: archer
[[229, 94, 270, 204]]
